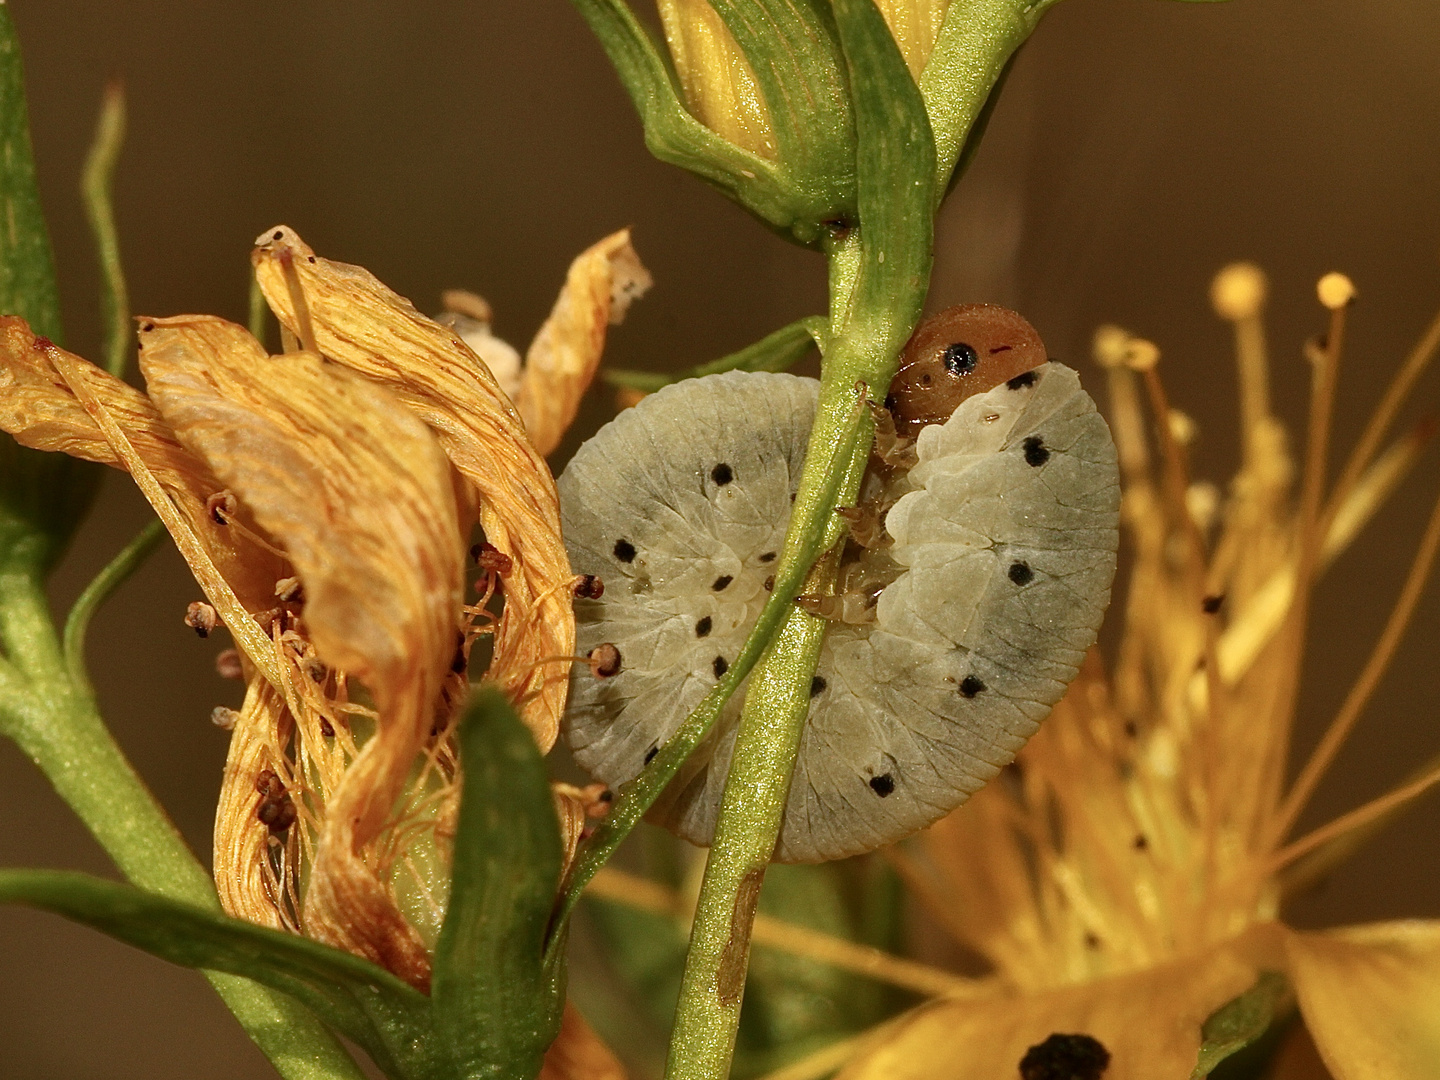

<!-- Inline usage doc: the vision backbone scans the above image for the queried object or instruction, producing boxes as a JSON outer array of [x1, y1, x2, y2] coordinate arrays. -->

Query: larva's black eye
[[942, 341, 979, 377]]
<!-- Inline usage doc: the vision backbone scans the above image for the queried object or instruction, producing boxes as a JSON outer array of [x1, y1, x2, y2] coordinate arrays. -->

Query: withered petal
[[252, 226, 571, 750], [519, 228, 651, 457], [138, 314, 463, 986], [539, 1003, 628, 1080]]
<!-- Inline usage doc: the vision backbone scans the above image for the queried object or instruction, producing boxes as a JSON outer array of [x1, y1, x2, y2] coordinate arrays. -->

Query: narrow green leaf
[[567, 0, 833, 246], [0, 6, 98, 573], [603, 316, 822, 392], [1191, 971, 1292, 1078], [61, 517, 164, 689], [706, 0, 855, 207], [431, 687, 566, 1079], [829, 0, 935, 366], [0, 870, 434, 1078]]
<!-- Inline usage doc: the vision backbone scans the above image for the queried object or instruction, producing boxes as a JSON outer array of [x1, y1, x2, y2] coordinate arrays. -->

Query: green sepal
[[568, 0, 838, 246], [603, 316, 823, 392], [431, 686, 566, 1080], [705, 0, 855, 215], [0, 869, 436, 1079], [1191, 971, 1292, 1078], [828, 0, 935, 369], [0, 6, 99, 575], [918, 0, 1051, 203]]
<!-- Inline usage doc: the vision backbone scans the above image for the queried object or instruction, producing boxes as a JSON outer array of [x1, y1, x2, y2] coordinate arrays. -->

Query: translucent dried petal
[[137, 314, 463, 986], [0, 316, 282, 611], [519, 228, 651, 456], [1286, 921, 1440, 1080], [837, 947, 1256, 1080], [251, 226, 570, 750]]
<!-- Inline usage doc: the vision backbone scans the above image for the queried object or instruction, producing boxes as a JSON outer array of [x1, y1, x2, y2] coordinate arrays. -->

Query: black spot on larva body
[[307, 255, 316, 263], [695, 616, 713, 638], [712, 655, 728, 678], [1123, 721, 1138, 738], [613, 539, 636, 563], [644, 743, 659, 765], [1018, 1033, 1111, 1080], [1023, 435, 1050, 467], [1007, 370, 1038, 390], [711, 463, 734, 486], [990, 344, 1014, 354], [141, 321, 155, 333], [810, 676, 826, 697], [868, 773, 895, 797], [1009, 561, 1035, 586], [758, 551, 777, 563], [1133, 833, 1149, 851], [1084, 931, 1102, 950], [942, 341, 978, 377], [272, 230, 284, 241], [959, 675, 985, 698], [1202, 594, 1224, 614], [712, 574, 733, 592]]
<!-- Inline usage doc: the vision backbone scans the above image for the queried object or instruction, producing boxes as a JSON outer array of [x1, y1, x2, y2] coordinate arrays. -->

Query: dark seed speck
[[643, 744, 659, 765], [1023, 435, 1050, 467], [868, 773, 895, 797], [712, 574, 733, 592], [810, 676, 826, 697], [959, 675, 985, 698], [695, 616, 713, 638], [1009, 561, 1035, 586], [711, 463, 734, 486], [712, 655, 728, 678], [613, 539, 636, 563], [1007, 370, 1038, 390], [1018, 1033, 1111, 1080]]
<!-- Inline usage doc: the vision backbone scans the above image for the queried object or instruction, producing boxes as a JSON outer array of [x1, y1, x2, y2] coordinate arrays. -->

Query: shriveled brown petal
[[518, 229, 651, 457], [837, 947, 1257, 1080], [1286, 921, 1440, 1080], [214, 678, 294, 931], [0, 316, 282, 612], [538, 1003, 627, 1080], [138, 314, 463, 988], [252, 225, 570, 750]]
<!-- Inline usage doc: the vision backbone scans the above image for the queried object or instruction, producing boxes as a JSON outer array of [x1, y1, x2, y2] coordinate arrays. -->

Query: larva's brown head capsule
[[887, 303, 1049, 439]]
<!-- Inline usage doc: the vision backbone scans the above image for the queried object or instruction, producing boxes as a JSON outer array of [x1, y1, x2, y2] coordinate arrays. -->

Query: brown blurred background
[[2, 1, 1439, 1076]]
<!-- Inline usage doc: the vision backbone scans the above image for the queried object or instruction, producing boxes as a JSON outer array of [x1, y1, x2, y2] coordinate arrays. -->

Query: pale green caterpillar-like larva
[[558, 306, 1120, 862]]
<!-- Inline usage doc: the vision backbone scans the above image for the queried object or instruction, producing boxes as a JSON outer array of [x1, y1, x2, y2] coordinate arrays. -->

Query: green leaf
[[0, 869, 435, 1079], [1191, 971, 1292, 1078], [603, 316, 823, 392], [0, 5, 98, 573], [829, 0, 935, 367], [568, 0, 835, 245], [431, 687, 566, 1079], [705, 0, 855, 209]]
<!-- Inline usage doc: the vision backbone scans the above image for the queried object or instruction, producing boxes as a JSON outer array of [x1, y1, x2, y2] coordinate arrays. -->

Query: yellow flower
[[821, 265, 1440, 1079], [0, 226, 644, 1011]]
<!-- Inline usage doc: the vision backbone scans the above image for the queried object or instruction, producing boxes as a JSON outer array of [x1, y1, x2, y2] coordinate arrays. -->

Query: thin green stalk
[[81, 81, 130, 378], [0, 569, 367, 1080], [62, 517, 164, 690]]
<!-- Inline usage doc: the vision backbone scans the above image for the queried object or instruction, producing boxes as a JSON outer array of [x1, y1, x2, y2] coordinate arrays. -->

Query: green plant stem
[[0, 568, 366, 1080], [61, 517, 164, 690]]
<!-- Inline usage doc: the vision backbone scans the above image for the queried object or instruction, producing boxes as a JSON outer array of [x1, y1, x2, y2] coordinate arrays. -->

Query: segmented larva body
[[559, 305, 1120, 862]]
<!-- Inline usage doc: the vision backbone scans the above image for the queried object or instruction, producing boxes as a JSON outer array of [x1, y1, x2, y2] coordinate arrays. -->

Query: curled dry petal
[[251, 226, 571, 750], [137, 314, 463, 988], [519, 228, 651, 456], [0, 316, 282, 612], [213, 677, 293, 931]]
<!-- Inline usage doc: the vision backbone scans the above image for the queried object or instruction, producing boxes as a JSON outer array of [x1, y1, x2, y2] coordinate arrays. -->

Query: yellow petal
[[538, 1002, 628, 1080], [519, 229, 651, 456], [837, 948, 1257, 1080], [874, 0, 952, 79], [137, 314, 463, 986], [0, 316, 283, 612], [251, 226, 571, 750], [655, 0, 776, 159], [1285, 921, 1440, 1080]]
